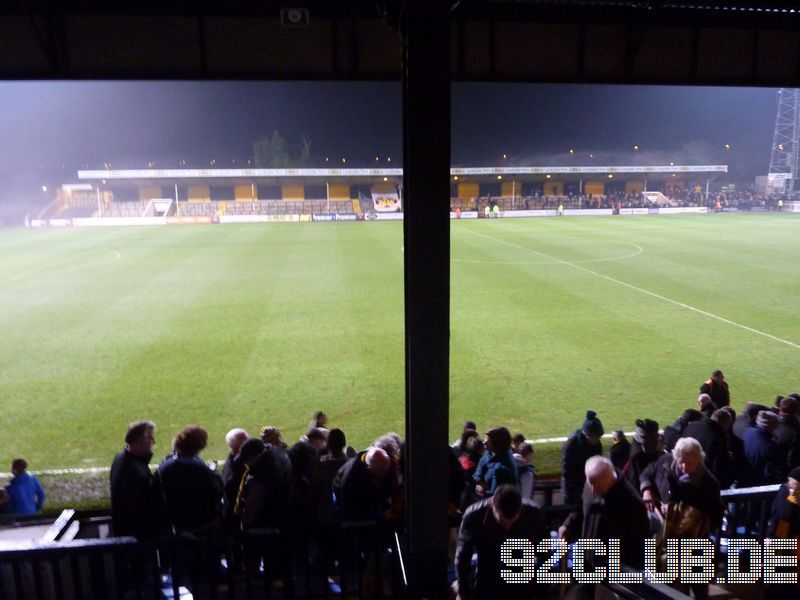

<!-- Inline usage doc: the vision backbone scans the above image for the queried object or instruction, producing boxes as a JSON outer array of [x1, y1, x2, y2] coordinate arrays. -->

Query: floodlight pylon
[[768, 88, 800, 197]]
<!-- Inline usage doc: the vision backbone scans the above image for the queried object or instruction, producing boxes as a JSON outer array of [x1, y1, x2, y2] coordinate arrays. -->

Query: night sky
[[0, 81, 780, 198]]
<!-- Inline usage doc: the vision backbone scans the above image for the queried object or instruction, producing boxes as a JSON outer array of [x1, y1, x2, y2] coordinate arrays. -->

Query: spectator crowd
[[3, 370, 800, 599]]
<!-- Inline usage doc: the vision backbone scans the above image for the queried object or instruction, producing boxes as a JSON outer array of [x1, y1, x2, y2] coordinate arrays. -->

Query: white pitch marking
[[469, 228, 800, 351], [0, 459, 214, 478], [0, 432, 638, 477], [528, 431, 637, 445]]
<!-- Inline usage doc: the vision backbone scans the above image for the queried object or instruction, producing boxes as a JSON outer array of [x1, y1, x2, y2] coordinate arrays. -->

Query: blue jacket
[[473, 449, 518, 495], [6, 471, 45, 515]]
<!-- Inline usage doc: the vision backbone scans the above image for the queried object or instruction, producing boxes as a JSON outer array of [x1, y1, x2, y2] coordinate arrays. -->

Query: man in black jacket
[[455, 485, 549, 600], [700, 370, 730, 408], [775, 396, 800, 470], [682, 409, 733, 489], [560, 456, 649, 571], [332, 446, 394, 521], [110, 420, 164, 540], [662, 409, 703, 452]]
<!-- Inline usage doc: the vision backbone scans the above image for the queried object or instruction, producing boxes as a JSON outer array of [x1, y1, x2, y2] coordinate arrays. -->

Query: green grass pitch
[[1, 213, 798, 472]]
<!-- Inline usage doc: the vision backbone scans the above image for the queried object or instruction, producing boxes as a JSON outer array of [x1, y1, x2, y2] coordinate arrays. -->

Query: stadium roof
[[76, 165, 728, 186], [4, 1, 800, 85]]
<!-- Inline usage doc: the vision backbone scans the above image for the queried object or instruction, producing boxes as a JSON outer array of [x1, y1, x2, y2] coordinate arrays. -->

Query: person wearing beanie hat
[[733, 403, 768, 441], [581, 410, 604, 438], [561, 411, 603, 506], [623, 419, 665, 492], [743, 410, 787, 486], [756, 410, 779, 432], [767, 467, 800, 598]]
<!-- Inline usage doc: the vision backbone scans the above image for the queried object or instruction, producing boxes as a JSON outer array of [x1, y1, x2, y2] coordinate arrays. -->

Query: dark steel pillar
[[401, 1, 451, 597]]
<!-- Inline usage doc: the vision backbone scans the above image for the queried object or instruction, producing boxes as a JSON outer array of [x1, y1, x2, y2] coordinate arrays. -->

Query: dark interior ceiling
[[4, 0, 800, 86]]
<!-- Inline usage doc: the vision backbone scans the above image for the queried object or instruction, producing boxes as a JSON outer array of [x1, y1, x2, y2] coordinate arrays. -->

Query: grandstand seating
[[103, 201, 146, 218], [51, 190, 100, 219], [175, 199, 357, 217], [55, 204, 97, 218], [180, 201, 220, 216]]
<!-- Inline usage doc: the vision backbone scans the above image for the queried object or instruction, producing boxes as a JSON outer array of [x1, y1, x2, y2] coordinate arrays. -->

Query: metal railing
[[0, 520, 406, 599], [0, 483, 781, 599]]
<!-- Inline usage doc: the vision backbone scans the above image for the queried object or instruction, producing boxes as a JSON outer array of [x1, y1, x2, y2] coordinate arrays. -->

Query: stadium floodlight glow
[[497, 175, 502, 180], [724, 144, 731, 150], [383, 177, 388, 182], [41, 185, 47, 192], [634, 145, 639, 150], [387, 157, 391, 162], [453, 175, 459, 180], [608, 174, 614, 178], [569, 149, 574, 154]]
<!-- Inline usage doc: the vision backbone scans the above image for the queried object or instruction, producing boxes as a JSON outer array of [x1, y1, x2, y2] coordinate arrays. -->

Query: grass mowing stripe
[[466, 224, 800, 351], [2, 215, 799, 475]]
